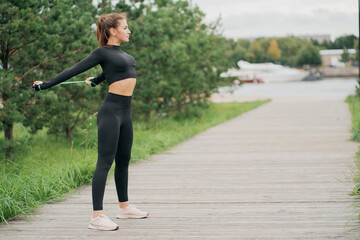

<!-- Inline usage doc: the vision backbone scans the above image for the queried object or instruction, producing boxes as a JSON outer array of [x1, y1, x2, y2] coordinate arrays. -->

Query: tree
[[277, 36, 305, 66], [295, 44, 322, 67], [98, 0, 114, 13], [340, 47, 350, 64], [321, 39, 334, 49], [116, 0, 229, 120], [245, 40, 267, 63], [354, 38, 359, 62], [267, 39, 281, 62], [222, 38, 248, 68], [333, 34, 357, 49], [0, 0, 236, 159], [0, 0, 98, 159]]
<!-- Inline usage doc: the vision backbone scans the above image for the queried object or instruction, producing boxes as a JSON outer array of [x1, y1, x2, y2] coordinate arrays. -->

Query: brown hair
[[96, 13, 127, 48]]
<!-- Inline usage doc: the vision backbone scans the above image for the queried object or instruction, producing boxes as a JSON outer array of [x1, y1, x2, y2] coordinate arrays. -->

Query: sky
[[93, 0, 358, 41], [189, 0, 358, 41]]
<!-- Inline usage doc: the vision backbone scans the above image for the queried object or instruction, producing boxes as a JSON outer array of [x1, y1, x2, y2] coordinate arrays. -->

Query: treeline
[[222, 34, 359, 68], [312, 34, 358, 50], [0, 0, 233, 160]]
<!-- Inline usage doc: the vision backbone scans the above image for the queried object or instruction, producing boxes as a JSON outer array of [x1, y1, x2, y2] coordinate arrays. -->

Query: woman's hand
[[85, 77, 95, 87], [32, 81, 44, 91]]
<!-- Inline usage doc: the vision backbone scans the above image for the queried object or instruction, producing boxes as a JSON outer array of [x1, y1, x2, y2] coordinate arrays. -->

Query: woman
[[32, 13, 148, 231]]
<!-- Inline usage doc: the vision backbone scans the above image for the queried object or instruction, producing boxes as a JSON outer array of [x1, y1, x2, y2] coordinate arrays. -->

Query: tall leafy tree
[[295, 43, 322, 67], [276, 36, 304, 66], [333, 35, 357, 49], [115, 0, 230, 119], [245, 41, 265, 63], [0, 0, 234, 159], [226, 38, 248, 68], [0, 0, 98, 159], [340, 47, 350, 64]]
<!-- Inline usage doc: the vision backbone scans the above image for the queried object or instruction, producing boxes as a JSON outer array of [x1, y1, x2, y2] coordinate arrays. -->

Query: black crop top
[[39, 45, 136, 90]]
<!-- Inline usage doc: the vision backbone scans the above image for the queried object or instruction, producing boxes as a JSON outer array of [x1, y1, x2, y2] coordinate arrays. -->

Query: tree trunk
[[3, 122, 14, 160], [65, 125, 73, 139], [2, 91, 14, 159], [146, 96, 152, 120], [4, 122, 13, 141]]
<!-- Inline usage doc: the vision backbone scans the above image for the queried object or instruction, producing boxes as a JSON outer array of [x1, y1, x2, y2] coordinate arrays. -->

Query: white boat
[[220, 60, 309, 83]]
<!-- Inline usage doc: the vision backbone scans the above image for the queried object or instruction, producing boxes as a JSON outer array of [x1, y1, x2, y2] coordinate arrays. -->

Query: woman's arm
[[90, 72, 106, 87], [35, 48, 103, 91]]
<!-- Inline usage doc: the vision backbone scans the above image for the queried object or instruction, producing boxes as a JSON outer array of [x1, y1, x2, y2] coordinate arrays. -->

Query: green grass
[[346, 95, 360, 142], [345, 95, 360, 221], [0, 100, 270, 224]]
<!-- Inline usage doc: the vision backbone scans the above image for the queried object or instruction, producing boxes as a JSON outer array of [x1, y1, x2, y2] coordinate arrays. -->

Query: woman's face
[[112, 19, 131, 43]]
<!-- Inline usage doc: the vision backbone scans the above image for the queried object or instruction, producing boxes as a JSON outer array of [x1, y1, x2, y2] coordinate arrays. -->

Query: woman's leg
[[114, 115, 149, 218], [92, 102, 120, 217], [114, 115, 133, 208]]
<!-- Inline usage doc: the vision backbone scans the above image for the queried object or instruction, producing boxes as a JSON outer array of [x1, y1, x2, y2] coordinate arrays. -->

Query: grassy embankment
[[0, 100, 270, 224], [345, 95, 360, 221]]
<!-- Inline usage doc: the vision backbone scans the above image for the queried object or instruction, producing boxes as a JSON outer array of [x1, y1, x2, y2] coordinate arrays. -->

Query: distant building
[[295, 34, 331, 43], [319, 49, 356, 67]]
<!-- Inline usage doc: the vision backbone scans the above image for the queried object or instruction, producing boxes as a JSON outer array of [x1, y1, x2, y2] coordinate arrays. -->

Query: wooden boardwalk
[[1, 97, 360, 239]]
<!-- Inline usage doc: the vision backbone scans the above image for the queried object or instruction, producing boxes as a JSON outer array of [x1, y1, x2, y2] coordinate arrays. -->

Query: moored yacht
[[221, 60, 309, 83]]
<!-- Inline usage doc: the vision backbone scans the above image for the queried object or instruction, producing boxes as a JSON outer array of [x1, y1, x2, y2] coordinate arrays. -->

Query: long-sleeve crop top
[[39, 45, 136, 90]]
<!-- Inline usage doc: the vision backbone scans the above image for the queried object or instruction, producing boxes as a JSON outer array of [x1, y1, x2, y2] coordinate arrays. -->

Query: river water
[[211, 77, 359, 102]]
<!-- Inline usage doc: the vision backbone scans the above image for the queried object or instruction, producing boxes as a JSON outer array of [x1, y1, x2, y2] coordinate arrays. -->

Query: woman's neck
[[106, 40, 121, 46], [107, 43, 120, 46]]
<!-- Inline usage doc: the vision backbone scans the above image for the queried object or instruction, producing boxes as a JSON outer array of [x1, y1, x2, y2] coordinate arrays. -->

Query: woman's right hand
[[85, 77, 95, 87]]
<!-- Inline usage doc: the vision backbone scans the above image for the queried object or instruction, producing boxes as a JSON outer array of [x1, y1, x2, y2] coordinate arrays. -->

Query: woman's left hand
[[85, 77, 95, 87]]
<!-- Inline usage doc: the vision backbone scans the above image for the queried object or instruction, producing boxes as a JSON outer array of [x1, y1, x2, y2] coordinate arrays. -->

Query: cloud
[[192, 0, 358, 40], [93, 0, 358, 40], [220, 8, 357, 40]]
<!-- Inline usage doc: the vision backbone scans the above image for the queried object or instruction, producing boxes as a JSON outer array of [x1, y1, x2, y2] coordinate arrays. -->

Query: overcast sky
[[189, 0, 358, 41], [93, 0, 358, 41]]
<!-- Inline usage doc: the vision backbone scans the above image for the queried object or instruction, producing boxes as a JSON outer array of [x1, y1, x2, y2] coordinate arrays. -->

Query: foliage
[[339, 48, 350, 63], [295, 43, 322, 67], [267, 39, 281, 62], [346, 95, 360, 142], [1, 0, 233, 159], [0, 0, 100, 159], [225, 35, 358, 68], [333, 34, 358, 49], [276, 36, 304, 66], [245, 39, 268, 63], [315, 34, 357, 50], [345, 95, 360, 223], [117, 0, 232, 120], [354, 38, 359, 62], [227, 39, 249, 68]]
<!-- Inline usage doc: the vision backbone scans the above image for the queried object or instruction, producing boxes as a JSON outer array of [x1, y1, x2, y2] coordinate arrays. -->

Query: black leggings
[[92, 92, 133, 211]]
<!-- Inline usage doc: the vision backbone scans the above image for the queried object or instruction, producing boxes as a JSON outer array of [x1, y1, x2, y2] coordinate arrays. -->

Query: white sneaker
[[88, 213, 119, 231], [116, 204, 149, 219]]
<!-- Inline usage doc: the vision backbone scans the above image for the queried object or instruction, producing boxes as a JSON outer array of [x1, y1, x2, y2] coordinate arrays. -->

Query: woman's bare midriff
[[108, 78, 136, 96]]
